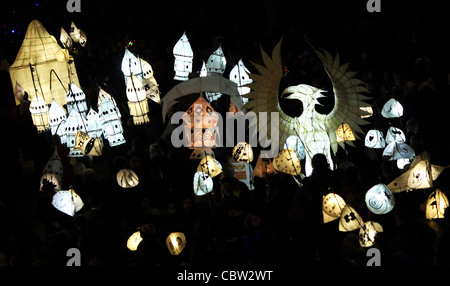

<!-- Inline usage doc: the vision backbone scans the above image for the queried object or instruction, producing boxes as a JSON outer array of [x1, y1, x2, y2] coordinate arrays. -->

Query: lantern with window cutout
[[65, 109, 88, 157], [166, 232, 186, 255], [66, 83, 88, 115], [381, 98, 403, 118], [126, 75, 150, 125], [205, 45, 226, 101], [193, 171, 213, 196], [29, 94, 50, 133], [99, 96, 126, 147], [49, 99, 67, 144], [364, 129, 385, 148], [40, 148, 63, 192], [336, 123, 356, 142], [339, 205, 364, 232], [173, 32, 193, 81], [426, 189, 449, 219], [253, 154, 277, 178], [51, 188, 83, 216], [273, 148, 301, 176], [86, 109, 103, 140], [359, 221, 383, 248], [322, 193, 347, 223], [229, 58, 252, 104], [197, 155, 222, 178], [232, 142, 253, 163], [116, 169, 139, 188], [385, 126, 406, 145], [365, 184, 395, 215]]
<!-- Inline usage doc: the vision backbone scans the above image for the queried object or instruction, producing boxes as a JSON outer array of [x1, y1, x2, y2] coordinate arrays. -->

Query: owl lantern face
[[116, 169, 140, 188], [166, 232, 186, 255], [273, 148, 301, 176], [365, 184, 395, 215], [232, 142, 253, 163], [365, 129, 386, 148]]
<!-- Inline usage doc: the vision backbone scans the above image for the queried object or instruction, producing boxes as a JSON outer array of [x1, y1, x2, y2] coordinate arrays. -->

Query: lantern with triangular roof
[[173, 32, 193, 81]]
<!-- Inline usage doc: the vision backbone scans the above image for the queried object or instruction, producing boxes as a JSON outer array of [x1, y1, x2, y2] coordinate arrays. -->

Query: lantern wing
[[311, 47, 372, 154], [242, 39, 300, 151]]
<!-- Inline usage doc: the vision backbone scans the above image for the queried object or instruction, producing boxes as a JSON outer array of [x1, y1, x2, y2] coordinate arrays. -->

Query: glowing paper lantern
[[86, 109, 103, 140], [193, 171, 213, 196], [55, 49, 69, 63], [336, 123, 356, 142], [205, 45, 226, 101], [9, 20, 80, 107], [339, 205, 364, 232], [383, 141, 415, 161], [385, 126, 406, 145], [426, 189, 449, 219], [116, 169, 139, 188], [51, 189, 83, 216], [173, 32, 193, 81], [232, 142, 253, 163], [121, 48, 142, 77], [284, 135, 306, 160], [197, 155, 222, 178], [40, 148, 63, 192], [69, 22, 86, 45], [322, 193, 346, 223], [49, 100, 67, 143], [365, 184, 395, 215], [126, 75, 150, 125], [139, 58, 161, 104], [66, 83, 88, 115], [74, 131, 90, 151], [381, 98, 403, 118], [29, 94, 50, 133], [74, 131, 102, 157], [252, 154, 277, 178], [229, 59, 252, 104], [200, 61, 207, 77], [189, 148, 215, 160], [166, 232, 186, 255], [127, 230, 142, 251], [60, 27, 72, 49], [359, 221, 383, 247], [397, 158, 411, 170], [99, 96, 126, 147], [65, 110, 88, 157], [359, 106, 373, 118], [364, 129, 385, 149], [273, 148, 301, 176]]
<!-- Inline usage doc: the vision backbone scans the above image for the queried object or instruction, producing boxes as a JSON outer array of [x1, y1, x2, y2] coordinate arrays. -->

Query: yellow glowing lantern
[[273, 148, 301, 176], [60, 27, 72, 49], [336, 123, 356, 142], [253, 154, 277, 178], [232, 142, 253, 163], [9, 20, 80, 107], [29, 93, 50, 133], [197, 155, 222, 178], [359, 221, 383, 247], [69, 22, 87, 47], [359, 106, 373, 118], [126, 75, 150, 125], [116, 169, 140, 188], [426, 189, 449, 219], [166, 232, 186, 255], [127, 230, 143, 251], [339, 205, 364, 232], [322, 193, 346, 223], [74, 131, 90, 151]]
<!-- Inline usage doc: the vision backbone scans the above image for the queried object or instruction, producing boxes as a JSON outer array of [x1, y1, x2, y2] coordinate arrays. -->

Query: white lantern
[[365, 184, 395, 215], [29, 94, 50, 133], [65, 109, 88, 157], [206, 45, 226, 75], [339, 205, 364, 232], [40, 148, 63, 192], [193, 171, 213, 196], [99, 96, 126, 147], [60, 27, 72, 49], [383, 141, 415, 161], [121, 48, 142, 77], [426, 189, 449, 220], [116, 169, 139, 188], [197, 155, 222, 178], [229, 59, 252, 100], [364, 129, 385, 148], [139, 58, 160, 104], [273, 148, 301, 176], [284, 135, 306, 160], [359, 221, 383, 247], [200, 61, 207, 77], [173, 32, 193, 81], [49, 99, 67, 143], [51, 189, 83, 216], [127, 230, 143, 251], [66, 83, 88, 115], [86, 109, 103, 139], [232, 142, 253, 163], [126, 75, 150, 125], [322, 193, 346, 223], [166, 232, 186, 256], [385, 126, 406, 145], [397, 158, 411, 170], [381, 98, 403, 118]]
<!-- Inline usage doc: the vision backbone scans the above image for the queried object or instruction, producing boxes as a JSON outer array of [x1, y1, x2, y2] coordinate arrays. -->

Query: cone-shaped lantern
[[29, 93, 50, 132], [173, 32, 193, 81]]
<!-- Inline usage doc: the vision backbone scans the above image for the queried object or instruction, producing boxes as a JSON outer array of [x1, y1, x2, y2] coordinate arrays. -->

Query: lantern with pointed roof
[[205, 45, 226, 101], [229, 59, 252, 103], [65, 109, 88, 157], [29, 94, 50, 133], [121, 47, 142, 78], [66, 83, 88, 115], [49, 99, 67, 144], [381, 98, 403, 118], [86, 109, 103, 140], [40, 148, 63, 192], [173, 32, 193, 81], [126, 75, 150, 125], [99, 96, 126, 147]]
